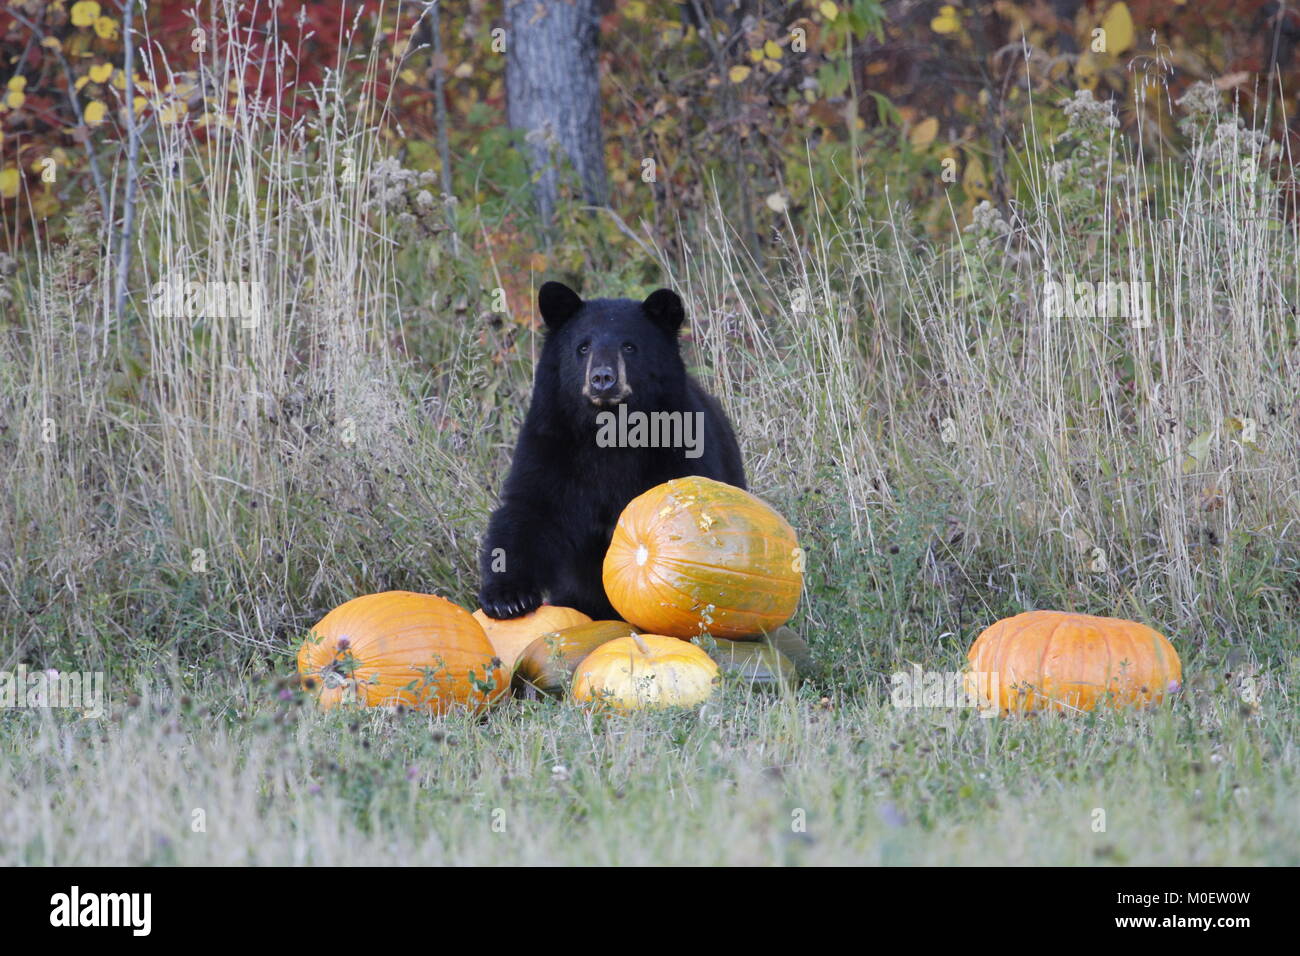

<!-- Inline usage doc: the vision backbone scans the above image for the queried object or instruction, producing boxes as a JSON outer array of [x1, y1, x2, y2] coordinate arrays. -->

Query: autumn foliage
[[2, 1, 1297, 245]]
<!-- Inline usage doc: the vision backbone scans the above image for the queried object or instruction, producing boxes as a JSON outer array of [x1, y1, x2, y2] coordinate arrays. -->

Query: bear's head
[[534, 281, 689, 423]]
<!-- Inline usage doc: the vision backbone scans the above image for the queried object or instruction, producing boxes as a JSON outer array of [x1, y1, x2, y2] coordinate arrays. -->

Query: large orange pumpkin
[[602, 476, 802, 639], [965, 610, 1182, 713], [472, 604, 592, 671], [298, 591, 508, 713], [572, 633, 719, 710]]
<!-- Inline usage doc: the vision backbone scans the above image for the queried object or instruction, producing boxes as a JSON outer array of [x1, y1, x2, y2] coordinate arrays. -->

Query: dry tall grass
[[3, 34, 1297, 677]]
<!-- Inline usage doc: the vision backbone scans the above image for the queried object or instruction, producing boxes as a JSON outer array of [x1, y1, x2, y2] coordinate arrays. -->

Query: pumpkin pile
[[297, 477, 808, 713]]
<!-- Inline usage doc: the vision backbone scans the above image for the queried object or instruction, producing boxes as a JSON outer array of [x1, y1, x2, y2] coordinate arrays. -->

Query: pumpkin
[[708, 636, 798, 690], [965, 610, 1182, 713], [297, 591, 508, 713], [472, 604, 592, 672], [513, 620, 640, 696], [602, 476, 803, 639], [572, 633, 719, 710]]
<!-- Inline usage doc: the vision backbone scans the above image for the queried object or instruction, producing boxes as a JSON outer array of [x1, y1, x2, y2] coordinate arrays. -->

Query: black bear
[[478, 281, 745, 620]]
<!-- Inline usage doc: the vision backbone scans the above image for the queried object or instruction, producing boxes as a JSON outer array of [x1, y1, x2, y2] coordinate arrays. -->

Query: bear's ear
[[538, 281, 584, 330], [642, 288, 685, 334]]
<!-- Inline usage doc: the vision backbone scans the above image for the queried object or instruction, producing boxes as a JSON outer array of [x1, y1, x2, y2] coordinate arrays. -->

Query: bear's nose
[[589, 366, 617, 392]]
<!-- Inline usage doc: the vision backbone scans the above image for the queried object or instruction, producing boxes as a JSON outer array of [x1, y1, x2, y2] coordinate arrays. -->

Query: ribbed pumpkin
[[298, 591, 508, 713], [472, 604, 592, 671], [513, 620, 639, 696], [602, 476, 802, 639], [572, 633, 719, 710], [965, 610, 1182, 713]]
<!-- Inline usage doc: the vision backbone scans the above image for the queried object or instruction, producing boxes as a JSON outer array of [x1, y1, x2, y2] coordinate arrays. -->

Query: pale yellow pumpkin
[[572, 633, 719, 710]]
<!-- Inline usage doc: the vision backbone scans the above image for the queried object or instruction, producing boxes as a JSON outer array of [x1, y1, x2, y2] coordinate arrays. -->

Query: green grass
[[2, 679, 1294, 865]]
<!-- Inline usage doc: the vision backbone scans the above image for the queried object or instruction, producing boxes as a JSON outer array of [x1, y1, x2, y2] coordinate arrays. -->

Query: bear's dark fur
[[478, 281, 745, 620]]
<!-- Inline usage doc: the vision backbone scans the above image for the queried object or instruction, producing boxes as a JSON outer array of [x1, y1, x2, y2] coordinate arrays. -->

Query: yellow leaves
[[909, 116, 939, 149], [94, 16, 120, 41], [40, 36, 62, 53], [0, 167, 20, 199], [1226, 416, 1260, 448], [1100, 2, 1135, 56], [66, 31, 92, 57], [728, 64, 751, 83], [70, 1, 101, 28], [963, 151, 990, 200], [88, 62, 114, 84], [931, 5, 961, 34], [1183, 428, 1214, 474], [5, 76, 26, 110], [1075, 52, 1100, 90], [624, 1, 648, 20], [167, 74, 198, 99], [158, 100, 187, 125], [84, 100, 107, 126], [32, 190, 60, 219], [818, 1, 838, 21], [746, 38, 784, 75], [199, 110, 234, 131]]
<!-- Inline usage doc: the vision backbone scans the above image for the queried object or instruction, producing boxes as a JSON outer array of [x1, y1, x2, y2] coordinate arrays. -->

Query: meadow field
[[0, 2, 1297, 865]]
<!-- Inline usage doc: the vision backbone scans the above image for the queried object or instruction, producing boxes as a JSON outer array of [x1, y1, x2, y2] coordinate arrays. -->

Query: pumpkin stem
[[630, 632, 651, 656]]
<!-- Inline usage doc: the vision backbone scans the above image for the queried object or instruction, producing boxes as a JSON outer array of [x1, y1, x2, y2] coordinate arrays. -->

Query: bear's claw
[[478, 580, 543, 620]]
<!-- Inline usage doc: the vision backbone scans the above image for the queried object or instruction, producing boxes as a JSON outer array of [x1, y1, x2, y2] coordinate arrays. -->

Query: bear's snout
[[582, 352, 631, 404]]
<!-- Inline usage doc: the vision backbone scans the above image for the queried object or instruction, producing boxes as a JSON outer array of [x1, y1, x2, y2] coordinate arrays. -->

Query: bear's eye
[[577, 343, 590, 356], [622, 343, 637, 354]]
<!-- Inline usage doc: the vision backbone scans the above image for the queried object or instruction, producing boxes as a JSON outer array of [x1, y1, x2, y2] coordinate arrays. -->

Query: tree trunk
[[506, 0, 609, 229]]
